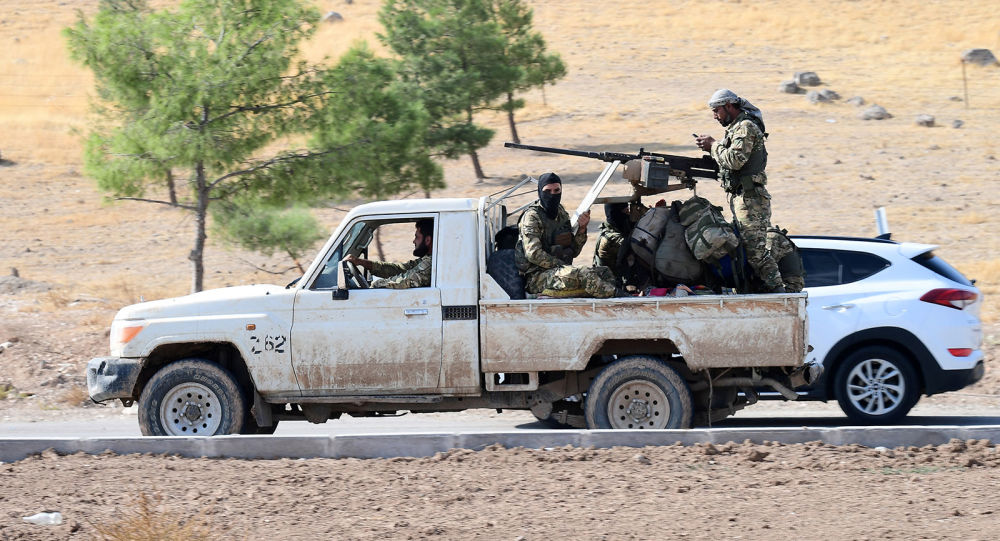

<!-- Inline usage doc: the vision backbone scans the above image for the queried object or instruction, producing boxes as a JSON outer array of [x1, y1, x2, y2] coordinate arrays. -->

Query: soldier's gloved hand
[[555, 232, 573, 247]]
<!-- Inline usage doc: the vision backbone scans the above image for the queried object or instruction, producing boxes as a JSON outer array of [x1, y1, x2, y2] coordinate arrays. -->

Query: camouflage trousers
[[730, 186, 785, 291], [768, 230, 805, 292], [525, 265, 618, 299]]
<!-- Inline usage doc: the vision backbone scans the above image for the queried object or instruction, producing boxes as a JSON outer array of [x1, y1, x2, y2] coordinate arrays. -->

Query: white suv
[[788, 235, 984, 423]]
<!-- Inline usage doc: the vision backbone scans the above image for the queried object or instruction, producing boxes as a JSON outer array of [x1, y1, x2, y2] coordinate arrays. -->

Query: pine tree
[[489, 0, 566, 144], [379, 0, 521, 181], [66, 0, 440, 292]]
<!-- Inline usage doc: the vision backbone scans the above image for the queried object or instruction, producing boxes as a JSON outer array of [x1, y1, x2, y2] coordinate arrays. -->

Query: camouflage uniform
[[593, 221, 626, 280], [369, 255, 432, 289], [767, 228, 805, 292], [515, 202, 618, 298], [711, 111, 785, 291]]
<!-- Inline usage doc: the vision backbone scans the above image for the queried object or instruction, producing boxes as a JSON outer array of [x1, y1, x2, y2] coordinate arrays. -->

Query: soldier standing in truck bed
[[695, 89, 786, 293]]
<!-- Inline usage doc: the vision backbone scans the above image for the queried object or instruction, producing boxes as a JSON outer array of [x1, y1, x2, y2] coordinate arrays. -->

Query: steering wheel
[[342, 260, 370, 289]]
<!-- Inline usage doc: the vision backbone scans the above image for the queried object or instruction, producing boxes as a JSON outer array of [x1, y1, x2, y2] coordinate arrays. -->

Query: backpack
[[628, 206, 670, 269], [679, 196, 740, 261], [485, 225, 525, 299], [767, 226, 805, 292], [652, 206, 703, 284]]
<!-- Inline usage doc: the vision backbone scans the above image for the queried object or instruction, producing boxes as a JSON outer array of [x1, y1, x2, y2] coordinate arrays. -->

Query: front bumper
[[86, 357, 142, 403]]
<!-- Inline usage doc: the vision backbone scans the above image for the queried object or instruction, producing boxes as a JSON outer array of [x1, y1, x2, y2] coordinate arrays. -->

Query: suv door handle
[[404, 308, 429, 316], [821, 303, 855, 311]]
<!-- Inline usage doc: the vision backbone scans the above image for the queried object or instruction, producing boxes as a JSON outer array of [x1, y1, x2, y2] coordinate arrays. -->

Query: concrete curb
[[3, 426, 1000, 462]]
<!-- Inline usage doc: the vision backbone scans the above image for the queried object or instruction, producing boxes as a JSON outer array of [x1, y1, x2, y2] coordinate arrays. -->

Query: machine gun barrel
[[503, 142, 633, 163], [504, 142, 718, 180]]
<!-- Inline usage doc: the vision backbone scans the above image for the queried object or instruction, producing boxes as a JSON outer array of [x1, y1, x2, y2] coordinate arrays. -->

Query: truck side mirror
[[331, 288, 349, 301]]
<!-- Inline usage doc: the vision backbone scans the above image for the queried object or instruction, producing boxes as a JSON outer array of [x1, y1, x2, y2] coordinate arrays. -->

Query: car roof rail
[[789, 235, 900, 244]]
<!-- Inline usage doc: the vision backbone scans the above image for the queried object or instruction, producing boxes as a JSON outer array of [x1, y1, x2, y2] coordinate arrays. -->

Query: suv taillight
[[920, 288, 977, 310]]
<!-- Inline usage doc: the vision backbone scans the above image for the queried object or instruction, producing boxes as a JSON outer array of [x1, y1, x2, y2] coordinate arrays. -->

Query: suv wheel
[[834, 346, 919, 424]]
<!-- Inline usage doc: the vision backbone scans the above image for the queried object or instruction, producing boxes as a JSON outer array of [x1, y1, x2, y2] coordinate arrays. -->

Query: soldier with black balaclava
[[514, 172, 621, 298]]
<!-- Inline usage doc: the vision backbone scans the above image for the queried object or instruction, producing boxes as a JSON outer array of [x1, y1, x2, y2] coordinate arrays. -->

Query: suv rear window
[[800, 249, 890, 288], [912, 252, 973, 286]]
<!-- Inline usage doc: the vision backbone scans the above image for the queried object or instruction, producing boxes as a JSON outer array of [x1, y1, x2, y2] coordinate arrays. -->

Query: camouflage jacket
[[710, 111, 768, 193], [370, 255, 432, 289], [515, 202, 586, 277], [593, 222, 625, 271]]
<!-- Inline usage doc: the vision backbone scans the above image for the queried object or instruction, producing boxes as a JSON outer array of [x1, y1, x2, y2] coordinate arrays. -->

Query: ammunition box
[[641, 160, 673, 189]]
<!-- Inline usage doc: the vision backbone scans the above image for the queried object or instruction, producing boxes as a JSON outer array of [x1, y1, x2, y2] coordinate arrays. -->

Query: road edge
[[3, 426, 1000, 462]]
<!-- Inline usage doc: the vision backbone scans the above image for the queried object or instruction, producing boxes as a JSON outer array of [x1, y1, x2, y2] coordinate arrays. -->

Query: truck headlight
[[110, 320, 145, 355]]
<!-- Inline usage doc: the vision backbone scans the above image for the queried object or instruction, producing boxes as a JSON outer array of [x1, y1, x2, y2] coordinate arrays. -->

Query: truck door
[[289, 216, 443, 395]]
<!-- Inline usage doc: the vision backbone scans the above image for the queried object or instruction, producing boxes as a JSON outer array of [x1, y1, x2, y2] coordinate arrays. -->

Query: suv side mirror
[[331, 288, 349, 301]]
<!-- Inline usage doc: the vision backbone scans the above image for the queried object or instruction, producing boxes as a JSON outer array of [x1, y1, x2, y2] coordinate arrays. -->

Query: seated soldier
[[593, 202, 631, 282], [514, 172, 620, 298], [345, 219, 433, 289]]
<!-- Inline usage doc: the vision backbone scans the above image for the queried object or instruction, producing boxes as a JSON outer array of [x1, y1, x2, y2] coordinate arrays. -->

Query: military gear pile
[[652, 205, 702, 284], [678, 196, 740, 262], [629, 206, 670, 269]]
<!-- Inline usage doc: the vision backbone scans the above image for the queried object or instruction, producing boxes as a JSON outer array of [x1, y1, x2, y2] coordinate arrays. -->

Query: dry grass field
[[0, 0, 998, 413]]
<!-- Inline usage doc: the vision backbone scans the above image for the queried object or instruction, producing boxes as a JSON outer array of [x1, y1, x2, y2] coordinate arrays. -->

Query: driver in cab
[[344, 219, 433, 289]]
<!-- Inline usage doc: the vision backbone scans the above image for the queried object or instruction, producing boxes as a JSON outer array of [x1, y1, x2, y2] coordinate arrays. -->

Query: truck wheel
[[834, 346, 919, 424], [585, 356, 693, 429], [138, 359, 247, 436]]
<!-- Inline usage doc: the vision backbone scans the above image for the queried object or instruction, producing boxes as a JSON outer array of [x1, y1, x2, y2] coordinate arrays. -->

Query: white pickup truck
[[87, 189, 818, 435]]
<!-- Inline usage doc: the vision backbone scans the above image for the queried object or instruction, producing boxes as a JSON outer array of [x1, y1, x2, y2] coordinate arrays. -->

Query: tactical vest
[[719, 113, 768, 195], [514, 202, 575, 276]]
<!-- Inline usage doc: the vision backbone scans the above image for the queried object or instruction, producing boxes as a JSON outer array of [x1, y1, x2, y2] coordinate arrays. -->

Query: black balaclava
[[604, 202, 630, 233], [537, 172, 562, 219]]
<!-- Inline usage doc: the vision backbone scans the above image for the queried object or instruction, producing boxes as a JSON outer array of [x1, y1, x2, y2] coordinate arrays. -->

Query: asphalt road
[[3, 400, 1000, 438]]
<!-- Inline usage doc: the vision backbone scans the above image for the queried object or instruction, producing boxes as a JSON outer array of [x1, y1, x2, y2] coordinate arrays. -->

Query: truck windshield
[[311, 221, 368, 290]]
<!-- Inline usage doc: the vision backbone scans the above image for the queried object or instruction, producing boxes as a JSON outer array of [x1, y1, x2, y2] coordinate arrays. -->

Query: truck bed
[[480, 293, 807, 373]]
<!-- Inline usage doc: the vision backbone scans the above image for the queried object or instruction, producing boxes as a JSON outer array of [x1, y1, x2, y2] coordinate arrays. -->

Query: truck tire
[[138, 359, 248, 436], [585, 355, 693, 429], [834, 346, 919, 424]]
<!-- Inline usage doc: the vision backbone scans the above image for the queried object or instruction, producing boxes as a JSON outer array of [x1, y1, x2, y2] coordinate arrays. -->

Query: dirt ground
[[2, 441, 1000, 540], [2, 0, 1000, 539]]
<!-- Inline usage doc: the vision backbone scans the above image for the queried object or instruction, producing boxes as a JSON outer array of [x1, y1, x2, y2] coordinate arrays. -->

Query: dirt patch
[[1, 441, 999, 540], [0, 298, 109, 420], [0, 275, 51, 296]]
